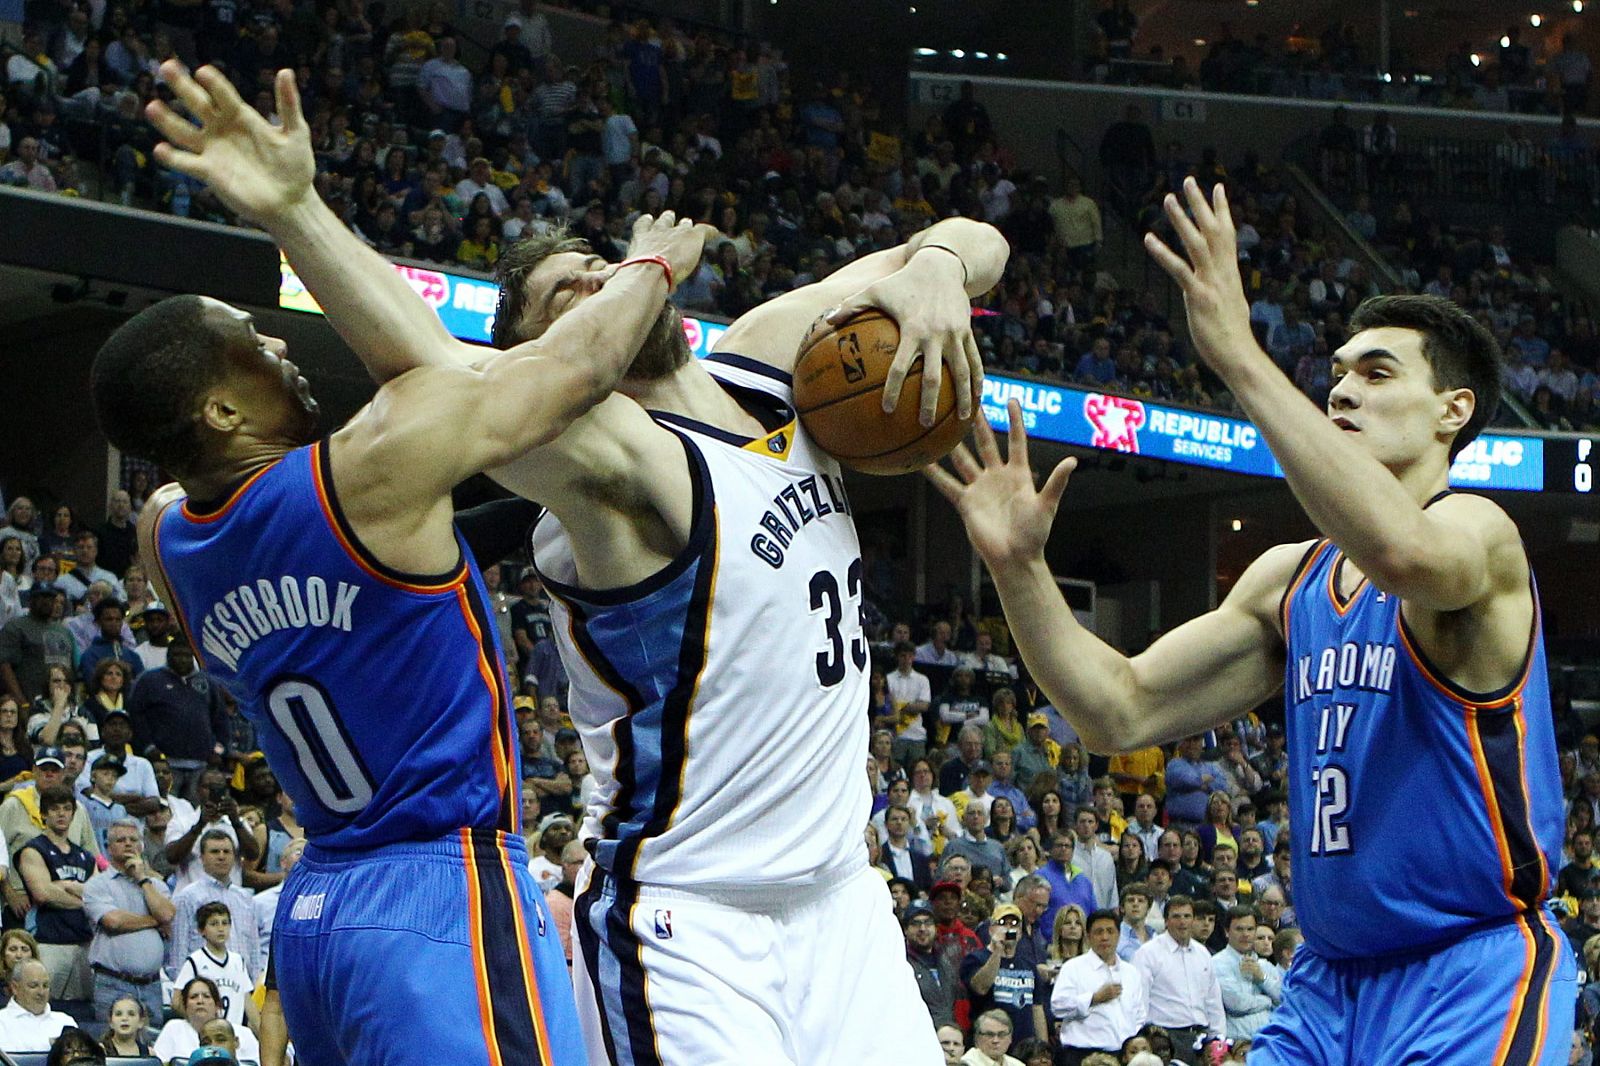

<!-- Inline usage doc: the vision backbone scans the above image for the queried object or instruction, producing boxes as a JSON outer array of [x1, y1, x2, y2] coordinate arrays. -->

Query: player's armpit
[[1112, 541, 1313, 752]]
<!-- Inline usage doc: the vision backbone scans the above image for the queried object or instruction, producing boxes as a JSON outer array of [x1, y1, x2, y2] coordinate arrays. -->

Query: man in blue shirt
[[78, 601, 143, 684], [1213, 905, 1282, 1041], [1164, 735, 1228, 829], [1039, 831, 1097, 934], [1075, 337, 1117, 385]]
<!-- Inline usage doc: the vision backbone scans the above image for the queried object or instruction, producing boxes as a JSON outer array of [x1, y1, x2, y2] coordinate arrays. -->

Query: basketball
[[793, 309, 972, 476]]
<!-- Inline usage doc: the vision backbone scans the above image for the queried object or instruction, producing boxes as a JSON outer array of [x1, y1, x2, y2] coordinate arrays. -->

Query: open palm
[[146, 61, 315, 223], [925, 399, 1077, 567]]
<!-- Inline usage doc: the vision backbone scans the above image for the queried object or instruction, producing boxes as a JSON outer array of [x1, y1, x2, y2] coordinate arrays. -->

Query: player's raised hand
[[925, 399, 1076, 567], [147, 62, 314, 223], [826, 248, 982, 428], [624, 211, 721, 294], [1143, 177, 1258, 375]]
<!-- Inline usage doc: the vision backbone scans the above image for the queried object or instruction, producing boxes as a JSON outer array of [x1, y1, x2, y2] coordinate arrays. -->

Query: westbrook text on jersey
[[197, 576, 362, 671], [750, 471, 853, 569]]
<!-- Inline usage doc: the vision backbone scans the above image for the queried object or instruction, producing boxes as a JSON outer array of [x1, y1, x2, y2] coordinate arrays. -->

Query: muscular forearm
[[270, 195, 466, 383], [906, 217, 1009, 297], [987, 555, 1138, 752], [967, 949, 1002, 995]]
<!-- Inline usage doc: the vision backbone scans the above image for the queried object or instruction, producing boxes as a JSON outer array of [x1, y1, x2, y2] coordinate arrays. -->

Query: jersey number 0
[[265, 677, 378, 815]]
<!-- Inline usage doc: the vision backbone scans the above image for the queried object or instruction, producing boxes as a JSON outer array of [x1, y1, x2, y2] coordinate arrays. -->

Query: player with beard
[[143, 59, 1007, 1066], [95, 66, 717, 1066]]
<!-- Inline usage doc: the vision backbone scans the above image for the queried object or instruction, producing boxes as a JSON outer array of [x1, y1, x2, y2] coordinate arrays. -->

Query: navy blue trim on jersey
[[315, 437, 464, 588], [1473, 710, 1547, 911], [578, 870, 663, 1066], [1503, 911, 1561, 1065], [647, 382, 794, 448], [1329, 550, 1368, 613], [468, 829, 547, 1065], [1424, 489, 1455, 509], [612, 495, 718, 880], [529, 433, 713, 608], [606, 875, 664, 1066], [1278, 540, 1328, 637], [1396, 579, 1541, 707], [703, 350, 794, 385], [461, 576, 520, 833]]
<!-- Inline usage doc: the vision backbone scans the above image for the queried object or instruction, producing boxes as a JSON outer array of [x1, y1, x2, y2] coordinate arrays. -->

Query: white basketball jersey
[[530, 354, 870, 891]]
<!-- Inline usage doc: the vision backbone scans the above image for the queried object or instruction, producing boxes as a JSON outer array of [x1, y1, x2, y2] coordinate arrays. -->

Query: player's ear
[[1439, 386, 1474, 438]]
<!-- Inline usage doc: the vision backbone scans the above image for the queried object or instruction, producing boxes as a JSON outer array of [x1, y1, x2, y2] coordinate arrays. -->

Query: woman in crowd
[[39, 505, 77, 561], [153, 977, 260, 1064], [1032, 789, 1068, 849], [1057, 743, 1094, 807], [122, 566, 155, 624], [28, 664, 97, 746], [0, 538, 23, 626], [1041, 903, 1087, 996], [866, 669, 894, 730], [0, 696, 32, 795], [982, 687, 1023, 757], [86, 659, 132, 720], [0, 930, 40, 992], [908, 758, 958, 847], [44, 1028, 103, 1066], [1180, 829, 1211, 886], [988, 796, 1019, 846], [455, 213, 501, 269], [1114, 830, 1149, 893], [1196, 791, 1239, 864], [1006, 835, 1043, 892], [99, 996, 155, 1058], [868, 728, 897, 789]]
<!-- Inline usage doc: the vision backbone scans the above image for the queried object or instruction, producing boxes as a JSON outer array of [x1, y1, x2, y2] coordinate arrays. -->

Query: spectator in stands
[[153, 977, 259, 1065], [1012, 713, 1059, 788], [0, 959, 73, 1051], [1, 747, 97, 910], [888, 642, 932, 765], [1212, 906, 1281, 1041], [905, 900, 959, 1027], [81, 755, 130, 854], [1164, 736, 1228, 830], [99, 996, 155, 1058], [1069, 807, 1117, 910], [128, 642, 228, 801], [1050, 175, 1102, 270], [166, 832, 259, 982], [77, 710, 157, 815], [934, 668, 986, 749], [1132, 897, 1225, 1065], [1, 586, 76, 703], [78, 602, 142, 685], [1099, 104, 1157, 206], [164, 768, 257, 892], [1053, 908, 1147, 1064], [133, 603, 174, 673], [83, 817, 172, 1021], [17, 786, 96, 1004], [0, 136, 57, 191], [1040, 833, 1098, 934], [881, 805, 933, 893], [173, 902, 257, 1032]]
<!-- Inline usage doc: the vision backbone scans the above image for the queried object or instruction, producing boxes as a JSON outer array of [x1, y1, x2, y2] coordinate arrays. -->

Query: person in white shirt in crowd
[[253, 836, 305, 972], [173, 902, 259, 1033], [916, 620, 961, 667], [1129, 792, 1162, 862], [959, 631, 1016, 684], [0, 960, 74, 1051], [166, 832, 260, 983], [1131, 896, 1225, 1065], [871, 776, 934, 853], [77, 711, 161, 819], [133, 602, 174, 672], [887, 641, 932, 765], [526, 814, 574, 894], [153, 976, 260, 1065], [1071, 806, 1118, 910], [962, 1008, 1026, 1066], [164, 768, 254, 893], [1211, 905, 1282, 1042], [1051, 909, 1147, 1066]]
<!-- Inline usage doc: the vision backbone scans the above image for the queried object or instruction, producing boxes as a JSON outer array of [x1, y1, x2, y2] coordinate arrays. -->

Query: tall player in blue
[[931, 176, 1574, 1066], [89, 68, 714, 1066]]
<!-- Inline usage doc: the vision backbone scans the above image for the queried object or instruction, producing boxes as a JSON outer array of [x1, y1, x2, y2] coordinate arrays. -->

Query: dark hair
[[1225, 904, 1260, 929], [1166, 893, 1196, 915], [492, 228, 592, 347], [1120, 880, 1150, 903], [37, 786, 75, 816], [92, 598, 126, 621], [1085, 908, 1120, 932], [181, 975, 221, 1008], [92, 296, 230, 473], [1191, 898, 1219, 919], [1347, 294, 1502, 460], [195, 901, 232, 930], [45, 1027, 104, 1066]]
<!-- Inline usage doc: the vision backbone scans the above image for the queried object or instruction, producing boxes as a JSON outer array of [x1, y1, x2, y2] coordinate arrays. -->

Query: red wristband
[[618, 254, 673, 290]]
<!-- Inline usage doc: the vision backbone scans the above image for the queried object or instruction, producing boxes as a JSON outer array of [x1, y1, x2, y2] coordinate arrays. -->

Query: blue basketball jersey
[[151, 441, 521, 850], [1281, 528, 1562, 959]]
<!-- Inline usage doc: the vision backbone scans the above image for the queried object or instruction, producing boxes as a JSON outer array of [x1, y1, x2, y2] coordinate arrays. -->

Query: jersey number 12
[[811, 559, 868, 687], [1309, 764, 1352, 855]]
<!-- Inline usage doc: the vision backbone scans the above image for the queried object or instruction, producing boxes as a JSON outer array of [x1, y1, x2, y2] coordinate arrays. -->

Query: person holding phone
[[962, 883, 1053, 1044]]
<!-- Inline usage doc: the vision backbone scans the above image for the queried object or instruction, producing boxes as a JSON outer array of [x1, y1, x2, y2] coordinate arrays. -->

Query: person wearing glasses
[[962, 1009, 1025, 1066]]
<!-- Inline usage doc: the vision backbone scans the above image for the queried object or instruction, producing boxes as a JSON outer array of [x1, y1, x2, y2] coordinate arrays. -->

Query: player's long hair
[[1347, 294, 1502, 460]]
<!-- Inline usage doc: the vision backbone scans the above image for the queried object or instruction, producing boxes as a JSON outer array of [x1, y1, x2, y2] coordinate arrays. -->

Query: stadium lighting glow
[[1231, 519, 1244, 532], [950, 49, 965, 58], [1471, 53, 1482, 66], [1382, 71, 1394, 81], [1531, 14, 1542, 26], [974, 51, 989, 59], [1194, 38, 1207, 46], [996, 52, 1009, 60], [914, 47, 937, 56], [1576, 1, 1585, 12], [1501, 34, 1512, 46]]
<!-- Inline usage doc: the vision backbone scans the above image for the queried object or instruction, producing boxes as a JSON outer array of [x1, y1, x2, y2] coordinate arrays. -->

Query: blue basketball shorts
[[273, 828, 586, 1066], [1250, 907, 1576, 1066]]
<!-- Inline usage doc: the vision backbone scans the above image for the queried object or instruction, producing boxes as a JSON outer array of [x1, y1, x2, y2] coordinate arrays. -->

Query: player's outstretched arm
[[1144, 177, 1519, 611], [713, 217, 1008, 425], [927, 402, 1290, 754]]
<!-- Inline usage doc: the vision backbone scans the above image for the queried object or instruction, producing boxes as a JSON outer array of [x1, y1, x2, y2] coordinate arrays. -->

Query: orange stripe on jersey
[[1491, 914, 1539, 1066], [1279, 540, 1333, 639], [1527, 909, 1559, 1059], [1324, 551, 1369, 617], [1511, 702, 1551, 902], [495, 839, 555, 1065], [1396, 614, 1534, 711], [461, 829, 503, 1066], [308, 441, 465, 595], [179, 462, 278, 524], [150, 498, 209, 671], [455, 589, 511, 824], [1466, 707, 1521, 909]]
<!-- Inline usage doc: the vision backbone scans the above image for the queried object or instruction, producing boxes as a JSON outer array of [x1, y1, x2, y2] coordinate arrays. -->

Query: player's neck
[[1383, 451, 1452, 506], [183, 442, 295, 502]]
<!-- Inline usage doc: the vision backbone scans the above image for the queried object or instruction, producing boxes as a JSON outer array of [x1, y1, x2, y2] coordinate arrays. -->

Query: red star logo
[[1083, 394, 1147, 453]]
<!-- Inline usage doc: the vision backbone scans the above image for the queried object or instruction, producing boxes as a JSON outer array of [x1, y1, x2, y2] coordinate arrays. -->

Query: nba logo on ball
[[654, 909, 673, 940]]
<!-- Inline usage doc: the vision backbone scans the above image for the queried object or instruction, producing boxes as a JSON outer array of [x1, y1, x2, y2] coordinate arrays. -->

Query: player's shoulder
[[1424, 490, 1524, 552], [1235, 539, 1325, 607], [137, 482, 185, 537]]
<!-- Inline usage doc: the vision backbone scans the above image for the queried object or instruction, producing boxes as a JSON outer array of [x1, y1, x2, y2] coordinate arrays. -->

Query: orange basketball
[[792, 310, 971, 476]]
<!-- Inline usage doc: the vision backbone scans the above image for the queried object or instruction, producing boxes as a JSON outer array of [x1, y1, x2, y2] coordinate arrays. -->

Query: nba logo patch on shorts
[[653, 909, 673, 940]]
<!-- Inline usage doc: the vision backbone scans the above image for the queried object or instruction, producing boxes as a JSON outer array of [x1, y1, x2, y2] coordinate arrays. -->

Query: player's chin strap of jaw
[[490, 255, 675, 350]]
